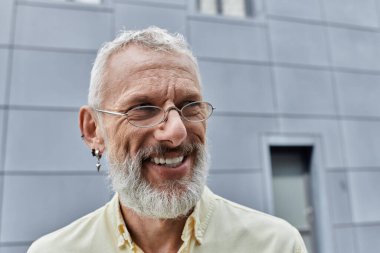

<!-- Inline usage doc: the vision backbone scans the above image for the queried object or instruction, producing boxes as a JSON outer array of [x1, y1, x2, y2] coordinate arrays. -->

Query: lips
[[138, 143, 198, 181], [150, 156, 185, 167], [142, 153, 190, 181]]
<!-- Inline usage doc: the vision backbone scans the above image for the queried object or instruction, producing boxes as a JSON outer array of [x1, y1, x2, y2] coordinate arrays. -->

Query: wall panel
[[274, 66, 336, 115], [0, 49, 9, 105], [322, 0, 379, 28], [0, 175, 110, 242], [329, 27, 380, 71], [0, 0, 14, 45], [342, 120, 380, 167], [326, 171, 352, 224], [200, 61, 275, 113], [115, 0, 185, 5], [14, 4, 113, 50], [0, 110, 5, 171], [333, 227, 356, 253], [10, 49, 94, 107], [269, 20, 329, 66], [266, 0, 322, 20], [356, 225, 380, 253], [115, 3, 186, 34], [5, 110, 93, 172], [0, 246, 29, 253], [189, 20, 269, 61], [207, 172, 264, 210], [335, 72, 380, 118], [349, 171, 380, 222], [207, 116, 278, 170]]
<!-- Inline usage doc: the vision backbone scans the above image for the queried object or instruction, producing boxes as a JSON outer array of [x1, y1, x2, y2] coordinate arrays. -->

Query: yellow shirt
[[28, 187, 307, 253]]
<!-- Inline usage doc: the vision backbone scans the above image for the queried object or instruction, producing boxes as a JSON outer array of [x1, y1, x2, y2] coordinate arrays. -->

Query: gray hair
[[88, 26, 200, 108]]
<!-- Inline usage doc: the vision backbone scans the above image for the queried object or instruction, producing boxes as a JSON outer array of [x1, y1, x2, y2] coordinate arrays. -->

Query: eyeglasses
[[94, 101, 215, 128]]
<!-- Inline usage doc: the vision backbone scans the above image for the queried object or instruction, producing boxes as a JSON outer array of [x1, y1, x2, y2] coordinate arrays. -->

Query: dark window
[[65, 0, 102, 4], [197, 0, 252, 18]]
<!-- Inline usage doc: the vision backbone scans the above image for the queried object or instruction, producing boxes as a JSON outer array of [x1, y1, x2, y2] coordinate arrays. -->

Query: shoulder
[[203, 192, 307, 252], [213, 194, 296, 230], [214, 194, 294, 229], [27, 202, 110, 253]]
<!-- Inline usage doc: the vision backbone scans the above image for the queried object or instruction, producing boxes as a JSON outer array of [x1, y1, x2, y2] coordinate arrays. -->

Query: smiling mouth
[[149, 155, 185, 168]]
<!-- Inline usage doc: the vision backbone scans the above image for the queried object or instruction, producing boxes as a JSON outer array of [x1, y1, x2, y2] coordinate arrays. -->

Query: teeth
[[150, 156, 184, 166]]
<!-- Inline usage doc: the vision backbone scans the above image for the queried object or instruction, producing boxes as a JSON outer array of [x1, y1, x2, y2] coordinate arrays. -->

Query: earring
[[92, 149, 102, 172]]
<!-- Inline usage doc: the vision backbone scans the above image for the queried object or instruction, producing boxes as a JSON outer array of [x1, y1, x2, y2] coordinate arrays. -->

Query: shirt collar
[[185, 186, 215, 245], [111, 186, 216, 248], [106, 193, 132, 249]]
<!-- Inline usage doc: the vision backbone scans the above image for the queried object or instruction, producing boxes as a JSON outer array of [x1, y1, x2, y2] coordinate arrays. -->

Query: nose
[[153, 108, 187, 147]]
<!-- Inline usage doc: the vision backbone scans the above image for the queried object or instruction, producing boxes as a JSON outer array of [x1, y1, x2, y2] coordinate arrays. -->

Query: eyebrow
[[113, 83, 202, 108], [115, 95, 151, 108]]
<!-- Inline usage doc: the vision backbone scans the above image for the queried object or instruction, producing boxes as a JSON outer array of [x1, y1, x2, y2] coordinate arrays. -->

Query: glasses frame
[[94, 101, 215, 128]]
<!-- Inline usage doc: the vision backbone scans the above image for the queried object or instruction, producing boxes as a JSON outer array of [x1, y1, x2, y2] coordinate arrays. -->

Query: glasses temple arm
[[95, 109, 127, 117]]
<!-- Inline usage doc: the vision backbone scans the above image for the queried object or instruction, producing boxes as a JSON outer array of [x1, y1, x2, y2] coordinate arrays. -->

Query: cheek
[[106, 122, 141, 160], [187, 123, 206, 144], [115, 128, 153, 159]]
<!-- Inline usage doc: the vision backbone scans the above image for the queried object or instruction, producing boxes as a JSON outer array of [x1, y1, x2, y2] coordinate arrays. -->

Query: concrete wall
[[1, 0, 380, 252]]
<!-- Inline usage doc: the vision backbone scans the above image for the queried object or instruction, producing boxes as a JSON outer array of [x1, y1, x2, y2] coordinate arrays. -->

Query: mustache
[[134, 143, 201, 162]]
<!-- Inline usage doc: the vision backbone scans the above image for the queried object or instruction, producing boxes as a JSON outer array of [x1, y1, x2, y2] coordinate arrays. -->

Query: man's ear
[[79, 106, 105, 153]]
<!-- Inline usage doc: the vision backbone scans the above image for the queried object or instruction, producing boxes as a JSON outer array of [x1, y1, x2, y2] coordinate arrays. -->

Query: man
[[28, 27, 307, 253]]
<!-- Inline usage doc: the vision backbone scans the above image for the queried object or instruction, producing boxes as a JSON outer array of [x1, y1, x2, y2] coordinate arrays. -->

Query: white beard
[[107, 143, 209, 219]]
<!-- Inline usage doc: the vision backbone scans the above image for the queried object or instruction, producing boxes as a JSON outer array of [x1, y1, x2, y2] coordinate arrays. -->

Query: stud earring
[[91, 149, 102, 172]]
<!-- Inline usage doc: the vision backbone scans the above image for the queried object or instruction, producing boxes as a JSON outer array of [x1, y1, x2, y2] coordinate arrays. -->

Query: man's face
[[99, 45, 208, 218]]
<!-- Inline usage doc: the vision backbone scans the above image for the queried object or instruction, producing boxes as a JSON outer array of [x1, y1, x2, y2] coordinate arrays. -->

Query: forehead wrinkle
[[128, 65, 198, 82], [114, 81, 201, 110], [130, 75, 197, 84], [133, 65, 193, 74], [113, 84, 158, 107], [125, 69, 200, 97]]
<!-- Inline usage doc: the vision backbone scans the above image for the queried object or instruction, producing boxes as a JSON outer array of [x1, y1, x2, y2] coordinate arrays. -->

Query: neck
[[120, 205, 190, 253]]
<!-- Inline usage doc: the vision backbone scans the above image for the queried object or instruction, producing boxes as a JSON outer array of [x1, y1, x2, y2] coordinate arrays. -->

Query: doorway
[[270, 146, 317, 253]]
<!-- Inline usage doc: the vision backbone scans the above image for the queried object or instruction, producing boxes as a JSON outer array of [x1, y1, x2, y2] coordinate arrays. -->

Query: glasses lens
[[182, 102, 213, 122], [127, 106, 163, 127]]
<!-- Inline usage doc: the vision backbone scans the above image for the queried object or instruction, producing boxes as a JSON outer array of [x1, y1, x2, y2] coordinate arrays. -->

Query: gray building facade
[[1, 0, 380, 252]]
